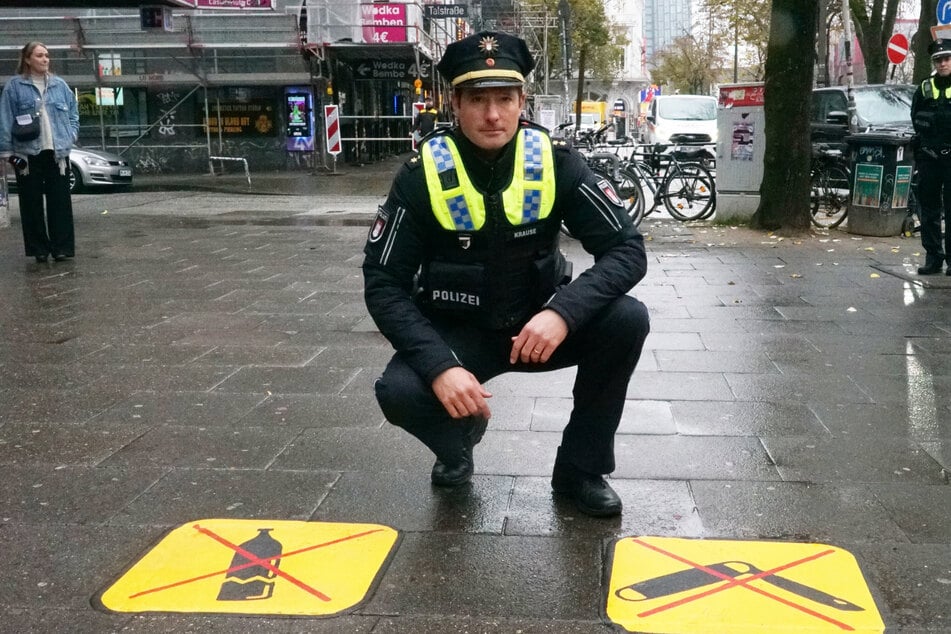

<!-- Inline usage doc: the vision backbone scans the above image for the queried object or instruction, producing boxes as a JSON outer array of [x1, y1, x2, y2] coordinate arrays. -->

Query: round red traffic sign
[[887, 33, 909, 64]]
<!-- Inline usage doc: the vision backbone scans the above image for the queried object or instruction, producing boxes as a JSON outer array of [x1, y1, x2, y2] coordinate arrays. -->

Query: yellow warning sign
[[606, 536, 884, 633], [98, 519, 399, 616]]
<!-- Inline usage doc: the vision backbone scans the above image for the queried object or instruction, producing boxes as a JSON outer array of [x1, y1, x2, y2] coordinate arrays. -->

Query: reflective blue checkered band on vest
[[430, 137, 455, 172], [521, 128, 544, 222], [523, 129, 544, 182], [448, 195, 474, 230], [431, 137, 475, 231]]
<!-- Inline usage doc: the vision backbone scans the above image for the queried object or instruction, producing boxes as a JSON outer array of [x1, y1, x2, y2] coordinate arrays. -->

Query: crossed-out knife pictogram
[[616, 560, 863, 611]]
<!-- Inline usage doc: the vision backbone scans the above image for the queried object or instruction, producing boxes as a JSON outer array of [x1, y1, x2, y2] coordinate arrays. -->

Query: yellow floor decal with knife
[[607, 536, 884, 633]]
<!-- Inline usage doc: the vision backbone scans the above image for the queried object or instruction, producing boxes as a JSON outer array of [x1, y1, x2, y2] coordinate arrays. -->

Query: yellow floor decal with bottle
[[606, 536, 884, 633], [98, 519, 399, 616]]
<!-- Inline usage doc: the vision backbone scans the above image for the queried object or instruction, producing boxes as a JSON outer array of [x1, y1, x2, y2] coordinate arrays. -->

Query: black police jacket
[[362, 121, 647, 384], [912, 75, 951, 155]]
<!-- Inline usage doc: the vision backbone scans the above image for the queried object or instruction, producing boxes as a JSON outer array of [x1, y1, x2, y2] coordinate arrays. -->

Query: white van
[[642, 95, 718, 145]]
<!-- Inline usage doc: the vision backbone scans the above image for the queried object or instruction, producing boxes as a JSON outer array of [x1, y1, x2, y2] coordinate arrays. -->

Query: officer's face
[[452, 86, 526, 157], [934, 55, 951, 77]]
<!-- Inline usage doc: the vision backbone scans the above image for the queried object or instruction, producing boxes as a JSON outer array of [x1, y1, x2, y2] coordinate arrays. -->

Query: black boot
[[918, 259, 943, 275], [431, 416, 488, 487], [551, 450, 622, 517]]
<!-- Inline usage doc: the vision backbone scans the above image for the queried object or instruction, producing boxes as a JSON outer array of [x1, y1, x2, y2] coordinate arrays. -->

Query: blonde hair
[[17, 42, 49, 76]]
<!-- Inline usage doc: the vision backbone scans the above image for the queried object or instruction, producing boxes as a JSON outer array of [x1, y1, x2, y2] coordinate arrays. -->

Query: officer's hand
[[432, 366, 493, 419], [510, 309, 569, 364]]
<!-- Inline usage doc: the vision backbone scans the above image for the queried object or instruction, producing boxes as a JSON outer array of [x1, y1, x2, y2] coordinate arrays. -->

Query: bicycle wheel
[[810, 163, 850, 229], [662, 163, 715, 221]]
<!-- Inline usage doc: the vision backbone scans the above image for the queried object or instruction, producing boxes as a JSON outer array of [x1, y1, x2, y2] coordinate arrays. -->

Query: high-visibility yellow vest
[[922, 78, 951, 100], [421, 127, 556, 231]]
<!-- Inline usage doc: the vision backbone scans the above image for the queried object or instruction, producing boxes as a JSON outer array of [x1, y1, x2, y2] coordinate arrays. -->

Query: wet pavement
[[0, 159, 950, 632]]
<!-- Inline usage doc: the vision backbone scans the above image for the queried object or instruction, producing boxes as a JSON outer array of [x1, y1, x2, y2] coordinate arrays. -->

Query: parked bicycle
[[618, 135, 717, 223], [810, 143, 851, 229]]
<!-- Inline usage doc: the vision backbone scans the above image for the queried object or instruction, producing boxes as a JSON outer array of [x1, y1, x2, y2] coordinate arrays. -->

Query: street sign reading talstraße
[[425, 5, 468, 18]]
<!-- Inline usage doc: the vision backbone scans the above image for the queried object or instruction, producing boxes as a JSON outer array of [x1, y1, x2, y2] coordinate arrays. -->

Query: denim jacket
[[0, 74, 79, 162]]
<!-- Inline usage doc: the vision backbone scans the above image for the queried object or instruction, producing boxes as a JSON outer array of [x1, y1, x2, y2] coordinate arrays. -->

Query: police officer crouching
[[912, 39, 951, 275], [362, 31, 650, 517]]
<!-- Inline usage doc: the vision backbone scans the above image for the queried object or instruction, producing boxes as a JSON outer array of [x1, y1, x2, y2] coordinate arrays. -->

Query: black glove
[[8, 156, 27, 170]]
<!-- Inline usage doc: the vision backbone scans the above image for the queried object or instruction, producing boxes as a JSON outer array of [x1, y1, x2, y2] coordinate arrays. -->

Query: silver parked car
[[69, 146, 133, 192]]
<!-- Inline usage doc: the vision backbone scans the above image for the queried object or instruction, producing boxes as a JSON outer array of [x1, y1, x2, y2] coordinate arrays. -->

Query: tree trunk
[[752, 0, 819, 232], [913, 0, 937, 84], [849, 0, 899, 84]]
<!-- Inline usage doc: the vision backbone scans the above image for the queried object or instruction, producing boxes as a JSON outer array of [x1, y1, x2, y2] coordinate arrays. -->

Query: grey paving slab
[[98, 425, 301, 469], [852, 543, 951, 631], [920, 440, 951, 473], [363, 532, 604, 621], [0, 465, 165, 524], [724, 371, 873, 404], [240, 392, 384, 428], [80, 343, 214, 366], [0, 523, 166, 609], [691, 480, 909, 543], [211, 365, 360, 395], [503, 477, 704, 539], [190, 344, 323, 367], [763, 436, 947, 484], [626, 370, 736, 401], [810, 402, 950, 440], [311, 471, 512, 534], [93, 391, 267, 427], [654, 348, 779, 373], [270, 425, 431, 474], [109, 468, 340, 526], [529, 397, 675, 435], [0, 386, 125, 424], [613, 434, 781, 480], [671, 400, 828, 437], [0, 420, 152, 466], [862, 483, 951, 544], [1, 607, 133, 633]]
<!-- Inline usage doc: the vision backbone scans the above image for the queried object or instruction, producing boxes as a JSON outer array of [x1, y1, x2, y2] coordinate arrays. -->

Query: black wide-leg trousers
[[374, 295, 650, 475], [15, 150, 75, 258], [917, 157, 951, 265]]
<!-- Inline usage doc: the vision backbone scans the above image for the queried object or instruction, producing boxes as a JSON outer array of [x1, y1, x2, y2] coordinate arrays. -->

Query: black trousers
[[374, 295, 650, 475], [917, 157, 951, 265], [15, 150, 75, 258]]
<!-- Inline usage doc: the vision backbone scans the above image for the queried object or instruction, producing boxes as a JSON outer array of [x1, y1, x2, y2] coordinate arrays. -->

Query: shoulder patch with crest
[[597, 179, 623, 207], [369, 206, 389, 243]]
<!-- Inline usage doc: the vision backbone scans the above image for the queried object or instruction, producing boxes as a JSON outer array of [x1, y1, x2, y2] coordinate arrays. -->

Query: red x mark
[[129, 524, 384, 601], [629, 538, 855, 631]]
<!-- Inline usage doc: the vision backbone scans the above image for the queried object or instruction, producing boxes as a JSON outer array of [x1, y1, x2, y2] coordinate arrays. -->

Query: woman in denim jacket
[[0, 42, 79, 263]]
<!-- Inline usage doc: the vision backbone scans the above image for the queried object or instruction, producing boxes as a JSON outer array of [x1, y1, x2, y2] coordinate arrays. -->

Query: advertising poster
[[891, 165, 913, 209], [205, 100, 276, 136], [285, 90, 314, 152], [361, 3, 407, 43], [731, 121, 754, 161], [852, 164, 883, 207]]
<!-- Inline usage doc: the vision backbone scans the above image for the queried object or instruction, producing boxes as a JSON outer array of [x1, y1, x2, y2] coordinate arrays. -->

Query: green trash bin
[[845, 132, 915, 236]]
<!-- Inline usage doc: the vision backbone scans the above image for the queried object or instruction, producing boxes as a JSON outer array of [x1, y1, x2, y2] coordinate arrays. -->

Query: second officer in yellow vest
[[912, 39, 951, 275], [362, 31, 650, 517]]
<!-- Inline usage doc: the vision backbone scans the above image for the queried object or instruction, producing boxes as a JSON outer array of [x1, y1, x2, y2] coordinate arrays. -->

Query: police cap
[[930, 38, 951, 60], [436, 31, 535, 89]]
